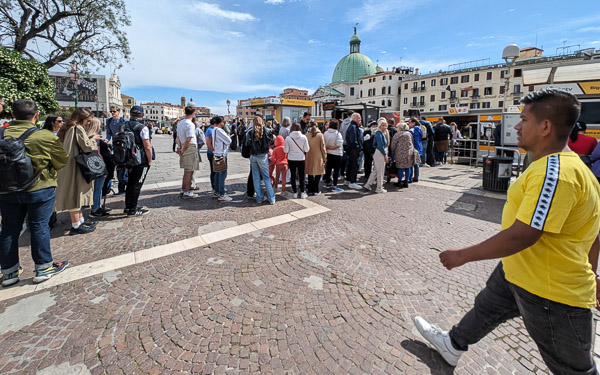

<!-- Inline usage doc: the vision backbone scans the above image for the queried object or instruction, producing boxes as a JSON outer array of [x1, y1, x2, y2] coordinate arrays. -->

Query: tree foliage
[[0, 45, 58, 116], [0, 0, 131, 70]]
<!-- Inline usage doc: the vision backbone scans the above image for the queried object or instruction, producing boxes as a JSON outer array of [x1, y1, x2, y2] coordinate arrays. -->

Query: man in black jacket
[[433, 118, 452, 164], [300, 112, 311, 134], [124, 106, 153, 216], [345, 113, 363, 189]]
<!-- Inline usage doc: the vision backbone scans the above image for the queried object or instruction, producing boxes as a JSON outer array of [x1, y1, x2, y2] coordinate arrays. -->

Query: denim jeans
[[411, 163, 420, 181], [421, 140, 428, 165], [397, 168, 410, 182], [215, 157, 227, 197], [0, 187, 55, 273], [250, 153, 275, 203], [450, 263, 596, 375], [92, 176, 106, 211], [116, 167, 128, 193], [207, 152, 216, 192]]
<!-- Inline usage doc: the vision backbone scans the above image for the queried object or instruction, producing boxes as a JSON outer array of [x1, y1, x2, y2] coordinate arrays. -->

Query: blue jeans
[[451, 263, 596, 375], [207, 153, 216, 192], [0, 187, 55, 273], [421, 140, 428, 165], [250, 153, 275, 203], [116, 167, 128, 193], [92, 176, 106, 211], [397, 168, 410, 182], [411, 163, 420, 181], [214, 156, 227, 196]]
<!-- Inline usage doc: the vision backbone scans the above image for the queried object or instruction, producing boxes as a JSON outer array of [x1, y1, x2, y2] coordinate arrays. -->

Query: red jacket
[[270, 135, 288, 165]]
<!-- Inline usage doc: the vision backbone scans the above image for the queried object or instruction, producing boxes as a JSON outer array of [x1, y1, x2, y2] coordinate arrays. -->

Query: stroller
[[385, 158, 398, 184]]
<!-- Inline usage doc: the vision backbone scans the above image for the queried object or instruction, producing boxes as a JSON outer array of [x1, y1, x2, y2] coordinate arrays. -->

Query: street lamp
[[226, 99, 231, 116], [501, 44, 520, 148], [68, 62, 81, 109], [95, 95, 99, 118]]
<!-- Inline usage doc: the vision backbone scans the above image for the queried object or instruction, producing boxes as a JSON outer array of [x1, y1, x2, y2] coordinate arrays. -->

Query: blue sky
[[105, 0, 600, 114]]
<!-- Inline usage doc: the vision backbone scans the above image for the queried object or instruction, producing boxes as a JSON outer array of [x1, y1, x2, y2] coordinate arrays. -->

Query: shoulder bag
[[212, 128, 227, 172], [74, 132, 106, 183]]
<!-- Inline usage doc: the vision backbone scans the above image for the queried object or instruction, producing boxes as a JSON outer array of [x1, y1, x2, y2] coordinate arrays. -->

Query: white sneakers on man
[[348, 183, 362, 190], [414, 316, 465, 366], [300, 192, 308, 199]]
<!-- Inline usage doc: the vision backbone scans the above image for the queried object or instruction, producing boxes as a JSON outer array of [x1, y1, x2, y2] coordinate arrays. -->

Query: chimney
[[415, 68, 419, 75]]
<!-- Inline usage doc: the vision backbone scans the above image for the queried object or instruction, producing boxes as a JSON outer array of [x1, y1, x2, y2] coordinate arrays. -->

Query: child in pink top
[[270, 135, 288, 192]]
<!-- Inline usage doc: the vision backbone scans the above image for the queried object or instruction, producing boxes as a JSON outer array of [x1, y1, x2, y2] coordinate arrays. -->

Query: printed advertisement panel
[[54, 76, 98, 102]]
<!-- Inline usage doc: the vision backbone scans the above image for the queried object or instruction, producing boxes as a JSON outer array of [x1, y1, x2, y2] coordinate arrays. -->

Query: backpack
[[0, 127, 40, 192], [195, 128, 205, 149], [112, 121, 143, 168], [420, 124, 428, 139]]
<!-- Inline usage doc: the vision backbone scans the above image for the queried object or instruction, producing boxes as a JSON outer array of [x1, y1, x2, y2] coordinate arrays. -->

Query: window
[[472, 88, 479, 97], [383, 76, 386, 80], [421, 80, 426, 89], [430, 95, 435, 101], [469, 103, 480, 109], [381, 100, 385, 106], [412, 97, 417, 105], [514, 69, 522, 78], [420, 96, 425, 105], [450, 91, 457, 98], [474, 73, 480, 82], [404, 98, 408, 104], [404, 83, 408, 90], [501, 70, 508, 78], [388, 86, 391, 95], [486, 72, 493, 80], [461, 90, 469, 98], [382, 87, 386, 95], [360, 80, 363, 84], [529, 85, 535, 92], [498, 101, 504, 108], [482, 102, 491, 108], [360, 90, 363, 98], [513, 84, 521, 94], [484, 87, 493, 95], [461, 75, 470, 83], [513, 99, 520, 105], [431, 79, 436, 86], [388, 100, 392, 107], [499, 86, 506, 94], [373, 77, 376, 82], [440, 78, 448, 85], [451, 76, 458, 84], [439, 104, 447, 111], [398, 87, 402, 95], [441, 92, 446, 99], [350, 87, 355, 96], [413, 82, 418, 89], [389, 75, 392, 80]]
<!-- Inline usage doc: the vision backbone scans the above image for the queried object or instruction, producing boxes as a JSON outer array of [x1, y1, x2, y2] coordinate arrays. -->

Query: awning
[[554, 63, 600, 82], [522, 68, 552, 85]]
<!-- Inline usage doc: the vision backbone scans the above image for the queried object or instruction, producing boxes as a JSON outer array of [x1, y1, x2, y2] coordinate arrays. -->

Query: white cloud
[[347, 0, 429, 32], [308, 39, 321, 44], [265, 0, 284, 4], [579, 26, 600, 32], [591, 41, 600, 44], [507, 8, 515, 12], [380, 50, 387, 54], [192, 2, 257, 21]]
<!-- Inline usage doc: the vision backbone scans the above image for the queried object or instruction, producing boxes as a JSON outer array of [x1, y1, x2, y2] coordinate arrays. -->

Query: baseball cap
[[130, 105, 144, 115]]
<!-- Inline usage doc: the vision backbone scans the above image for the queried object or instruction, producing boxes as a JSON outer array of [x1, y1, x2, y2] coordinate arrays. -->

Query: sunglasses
[[110, 110, 119, 113], [56, 120, 64, 123]]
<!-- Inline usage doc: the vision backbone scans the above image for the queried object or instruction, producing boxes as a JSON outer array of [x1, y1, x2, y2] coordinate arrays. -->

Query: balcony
[[471, 95, 480, 100], [410, 102, 425, 108], [512, 92, 523, 97], [449, 97, 458, 103], [411, 87, 422, 93]]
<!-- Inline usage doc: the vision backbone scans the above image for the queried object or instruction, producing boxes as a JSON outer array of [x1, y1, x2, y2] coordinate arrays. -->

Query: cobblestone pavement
[[0, 136, 598, 374]]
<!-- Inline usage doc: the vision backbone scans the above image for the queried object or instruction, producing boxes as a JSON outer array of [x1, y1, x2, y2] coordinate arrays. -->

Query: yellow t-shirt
[[501, 152, 600, 308]]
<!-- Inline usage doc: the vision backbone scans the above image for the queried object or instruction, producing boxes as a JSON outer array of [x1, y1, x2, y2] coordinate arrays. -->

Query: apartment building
[[142, 103, 184, 122], [357, 67, 414, 111]]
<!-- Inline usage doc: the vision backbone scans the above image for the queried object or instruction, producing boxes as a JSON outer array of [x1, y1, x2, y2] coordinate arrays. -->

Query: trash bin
[[482, 156, 513, 192]]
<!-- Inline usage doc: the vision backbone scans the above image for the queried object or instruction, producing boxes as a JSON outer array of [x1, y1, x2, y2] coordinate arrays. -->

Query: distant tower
[[181, 96, 186, 107]]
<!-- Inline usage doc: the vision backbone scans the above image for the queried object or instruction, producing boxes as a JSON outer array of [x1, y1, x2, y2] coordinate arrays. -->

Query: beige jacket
[[305, 131, 327, 176], [55, 125, 97, 211]]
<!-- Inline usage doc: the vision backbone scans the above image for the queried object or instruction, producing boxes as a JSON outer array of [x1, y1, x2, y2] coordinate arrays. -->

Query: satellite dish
[[502, 44, 520, 61]]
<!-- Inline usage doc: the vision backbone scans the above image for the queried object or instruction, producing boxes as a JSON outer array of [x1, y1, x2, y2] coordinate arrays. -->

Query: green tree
[[0, 0, 131, 70], [0, 45, 58, 116]]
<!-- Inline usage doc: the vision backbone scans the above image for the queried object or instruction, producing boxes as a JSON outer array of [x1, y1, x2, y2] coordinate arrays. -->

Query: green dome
[[350, 34, 361, 43], [376, 65, 384, 73], [332, 52, 376, 83]]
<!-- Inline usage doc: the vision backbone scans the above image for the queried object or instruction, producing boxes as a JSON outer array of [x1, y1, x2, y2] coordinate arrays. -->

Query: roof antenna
[[354, 23, 358, 35]]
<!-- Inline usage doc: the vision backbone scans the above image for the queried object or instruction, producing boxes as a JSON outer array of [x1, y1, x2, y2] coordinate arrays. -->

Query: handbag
[[213, 156, 226, 172], [74, 135, 106, 183]]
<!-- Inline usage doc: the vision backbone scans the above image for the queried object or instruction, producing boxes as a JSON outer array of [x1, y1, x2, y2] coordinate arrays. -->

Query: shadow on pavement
[[401, 339, 456, 374], [445, 193, 504, 225]]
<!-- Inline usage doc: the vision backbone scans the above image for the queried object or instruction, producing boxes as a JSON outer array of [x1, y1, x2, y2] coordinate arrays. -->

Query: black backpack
[[363, 130, 376, 156], [0, 127, 40, 192], [113, 121, 143, 168]]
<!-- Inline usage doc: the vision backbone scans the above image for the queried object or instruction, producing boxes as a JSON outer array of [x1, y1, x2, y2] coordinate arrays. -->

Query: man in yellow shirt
[[414, 88, 600, 374]]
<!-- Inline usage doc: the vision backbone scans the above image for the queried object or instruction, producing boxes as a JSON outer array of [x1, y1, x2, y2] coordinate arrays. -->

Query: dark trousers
[[346, 148, 359, 183], [450, 263, 596, 375], [364, 153, 373, 180], [116, 167, 128, 193], [307, 175, 321, 194], [288, 160, 305, 193], [0, 187, 55, 273], [426, 139, 435, 167], [246, 169, 263, 197], [324, 154, 342, 186], [125, 164, 149, 212], [172, 136, 177, 152], [207, 153, 216, 192], [340, 151, 347, 178]]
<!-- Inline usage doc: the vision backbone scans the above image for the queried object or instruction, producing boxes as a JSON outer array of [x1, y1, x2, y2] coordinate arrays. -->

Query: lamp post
[[226, 99, 231, 116], [95, 95, 99, 118], [501, 44, 520, 148], [68, 62, 81, 109]]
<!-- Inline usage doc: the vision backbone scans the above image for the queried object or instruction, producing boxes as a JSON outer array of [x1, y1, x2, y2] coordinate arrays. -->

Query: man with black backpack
[[105, 107, 127, 195], [114, 106, 153, 216], [0, 99, 69, 286]]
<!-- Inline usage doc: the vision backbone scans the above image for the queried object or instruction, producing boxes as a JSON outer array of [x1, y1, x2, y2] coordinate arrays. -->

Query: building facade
[[141, 103, 184, 122], [280, 88, 309, 100]]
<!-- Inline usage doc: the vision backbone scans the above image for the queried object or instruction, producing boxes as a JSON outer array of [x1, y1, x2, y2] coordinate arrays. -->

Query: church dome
[[331, 28, 376, 84]]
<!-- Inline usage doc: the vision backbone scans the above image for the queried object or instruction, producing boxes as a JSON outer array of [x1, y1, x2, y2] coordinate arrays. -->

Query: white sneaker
[[375, 188, 387, 194], [182, 191, 198, 198], [293, 192, 298, 199], [344, 181, 350, 186], [363, 184, 371, 191], [218, 195, 232, 202], [414, 316, 464, 366], [300, 192, 308, 199], [348, 183, 362, 190]]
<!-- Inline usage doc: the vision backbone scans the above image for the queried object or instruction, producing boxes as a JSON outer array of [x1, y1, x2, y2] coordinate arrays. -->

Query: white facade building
[[141, 103, 184, 122]]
